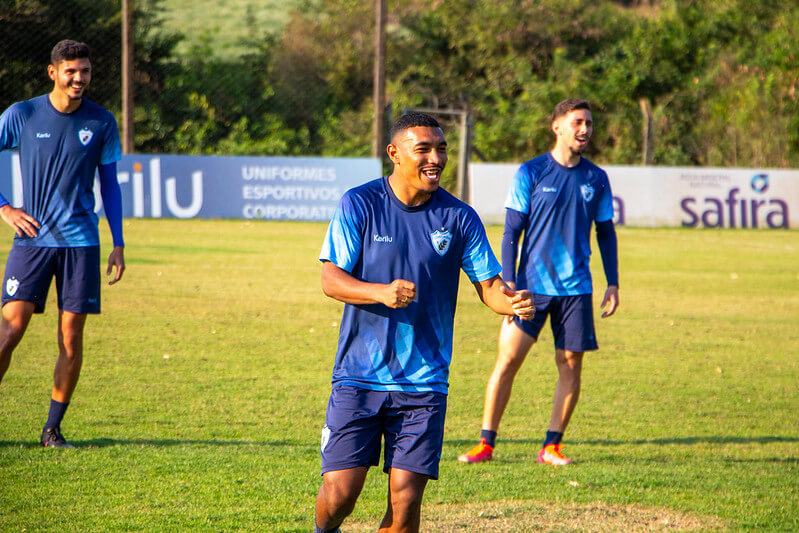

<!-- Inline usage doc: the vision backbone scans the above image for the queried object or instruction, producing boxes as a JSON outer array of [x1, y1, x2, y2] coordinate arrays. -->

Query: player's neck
[[550, 145, 581, 168], [48, 91, 82, 114], [387, 174, 432, 207]]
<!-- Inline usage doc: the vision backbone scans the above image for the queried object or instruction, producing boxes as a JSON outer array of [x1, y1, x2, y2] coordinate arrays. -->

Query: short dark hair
[[390, 112, 441, 141], [550, 98, 591, 124], [50, 40, 91, 65]]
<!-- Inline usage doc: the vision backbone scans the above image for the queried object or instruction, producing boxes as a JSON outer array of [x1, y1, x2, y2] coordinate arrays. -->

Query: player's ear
[[47, 64, 57, 81], [387, 143, 400, 164]]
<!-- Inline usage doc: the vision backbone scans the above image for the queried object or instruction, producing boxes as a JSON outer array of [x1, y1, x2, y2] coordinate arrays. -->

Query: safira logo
[[680, 187, 788, 228], [750, 174, 769, 193]]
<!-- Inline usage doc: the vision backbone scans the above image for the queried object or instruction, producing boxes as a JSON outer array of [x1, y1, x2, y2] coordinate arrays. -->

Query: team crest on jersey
[[430, 228, 452, 256], [78, 128, 93, 146], [5, 277, 19, 296], [580, 184, 595, 202]]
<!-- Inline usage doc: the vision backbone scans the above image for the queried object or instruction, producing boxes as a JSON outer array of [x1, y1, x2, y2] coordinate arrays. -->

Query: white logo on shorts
[[5, 277, 19, 296], [78, 128, 93, 146], [321, 425, 331, 452]]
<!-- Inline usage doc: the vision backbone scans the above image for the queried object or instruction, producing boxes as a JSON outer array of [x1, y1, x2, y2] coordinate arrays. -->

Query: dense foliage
[[2, 0, 797, 186]]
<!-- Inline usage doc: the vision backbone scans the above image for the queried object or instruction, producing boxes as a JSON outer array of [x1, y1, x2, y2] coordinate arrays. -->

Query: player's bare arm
[[473, 275, 534, 319], [321, 261, 416, 308], [0, 204, 41, 238], [600, 285, 619, 318], [107, 246, 125, 285]]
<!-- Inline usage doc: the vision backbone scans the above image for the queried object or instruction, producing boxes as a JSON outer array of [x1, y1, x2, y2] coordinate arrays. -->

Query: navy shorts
[[513, 293, 598, 352], [2, 245, 101, 314], [320, 385, 448, 480]]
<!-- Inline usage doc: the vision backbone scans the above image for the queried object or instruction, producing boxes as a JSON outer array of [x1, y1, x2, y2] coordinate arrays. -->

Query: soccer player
[[314, 112, 534, 533], [0, 40, 125, 448], [458, 98, 619, 466]]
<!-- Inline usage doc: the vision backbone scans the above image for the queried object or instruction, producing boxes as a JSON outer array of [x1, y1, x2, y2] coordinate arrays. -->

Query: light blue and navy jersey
[[505, 153, 614, 296], [0, 95, 121, 247], [320, 177, 501, 394]]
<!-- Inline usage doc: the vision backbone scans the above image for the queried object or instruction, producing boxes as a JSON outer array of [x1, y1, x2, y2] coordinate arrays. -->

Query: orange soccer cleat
[[458, 438, 494, 463], [537, 443, 572, 466]]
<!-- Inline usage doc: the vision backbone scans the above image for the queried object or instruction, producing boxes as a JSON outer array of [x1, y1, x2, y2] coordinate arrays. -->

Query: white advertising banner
[[0, 152, 380, 221], [470, 163, 799, 229]]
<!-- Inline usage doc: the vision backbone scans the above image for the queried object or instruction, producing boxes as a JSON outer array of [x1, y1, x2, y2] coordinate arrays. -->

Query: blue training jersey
[[320, 177, 502, 394], [0, 95, 121, 247], [505, 153, 614, 296]]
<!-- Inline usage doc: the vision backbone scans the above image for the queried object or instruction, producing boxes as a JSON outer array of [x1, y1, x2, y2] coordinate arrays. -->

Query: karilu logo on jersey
[[430, 228, 452, 256], [78, 128, 93, 146]]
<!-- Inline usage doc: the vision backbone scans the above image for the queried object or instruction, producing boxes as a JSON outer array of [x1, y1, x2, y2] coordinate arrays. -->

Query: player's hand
[[0, 205, 40, 238], [600, 285, 619, 318], [107, 246, 125, 285], [500, 285, 535, 321], [382, 279, 417, 309], [502, 281, 518, 324]]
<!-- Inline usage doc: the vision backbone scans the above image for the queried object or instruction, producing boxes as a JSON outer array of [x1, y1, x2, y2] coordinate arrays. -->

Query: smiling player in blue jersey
[[0, 40, 125, 448], [459, 98, 619, 466], [314, 112, 535, 533]]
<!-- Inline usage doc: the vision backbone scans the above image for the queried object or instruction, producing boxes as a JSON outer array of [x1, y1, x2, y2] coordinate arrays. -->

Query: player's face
[[48, 58, 92, 101], [388, 126, 448, 197], [553, 109, 593, 155]]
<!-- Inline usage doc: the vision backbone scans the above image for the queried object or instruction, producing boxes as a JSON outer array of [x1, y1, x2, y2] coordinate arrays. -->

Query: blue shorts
[[513, 293, 598, 352], [320, 385, 447, 480], [2, 245, 101, 314]]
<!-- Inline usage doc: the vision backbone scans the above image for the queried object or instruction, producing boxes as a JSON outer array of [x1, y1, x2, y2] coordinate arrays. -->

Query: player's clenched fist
[[500, 285, 535, 320], [381, 279, 417, 309]]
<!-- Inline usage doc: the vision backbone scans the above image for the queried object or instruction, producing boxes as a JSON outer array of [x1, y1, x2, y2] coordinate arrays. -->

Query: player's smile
[[574, 133, 590, 152], [49, 57, 92, 104], [552, 108, 593, 163], [388, 125, 448, 205], [421, 164, 444, 184]]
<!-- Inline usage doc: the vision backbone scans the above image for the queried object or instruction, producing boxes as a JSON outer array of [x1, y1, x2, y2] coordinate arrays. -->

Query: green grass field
[[0, 220, 797, 531]]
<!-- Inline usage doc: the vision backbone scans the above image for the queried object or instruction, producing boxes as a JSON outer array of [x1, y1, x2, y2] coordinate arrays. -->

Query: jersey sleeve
[[503, 164, 533, 214], [99, 113, 122, 165], [460, 207, 502, 283], [0, 102, 29, 151], [595, 170, 614, 222], [319, 191, 364, 273]]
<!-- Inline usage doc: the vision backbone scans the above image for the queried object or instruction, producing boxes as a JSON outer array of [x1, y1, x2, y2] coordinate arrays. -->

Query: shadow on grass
[[0, 438, 313, 449], [448, 435, 799, 447]]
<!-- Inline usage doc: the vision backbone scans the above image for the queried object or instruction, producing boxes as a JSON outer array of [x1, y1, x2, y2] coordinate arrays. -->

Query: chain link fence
[[1, 1, 123, 117], [2, 1, 342, 151], [1, 1, 476, 188]]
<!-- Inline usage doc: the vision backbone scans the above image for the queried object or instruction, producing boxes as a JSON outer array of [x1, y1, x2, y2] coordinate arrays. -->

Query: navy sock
[[480, 429, 497, 448], [544, 431, 563, 447], [45, 399, 69, 430]]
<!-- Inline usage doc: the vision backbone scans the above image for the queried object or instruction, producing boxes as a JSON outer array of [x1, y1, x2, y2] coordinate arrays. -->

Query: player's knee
[[323, 481, 360, 516], [556, 350, 583, 369], [496, 350, 526, 376], [389, 477, 425, 508], [0, 319, 27, 347]]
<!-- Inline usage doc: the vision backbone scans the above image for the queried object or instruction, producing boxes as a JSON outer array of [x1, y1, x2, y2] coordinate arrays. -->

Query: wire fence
[[3, 1, 797, 173], [1, 0, 345, 161]]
